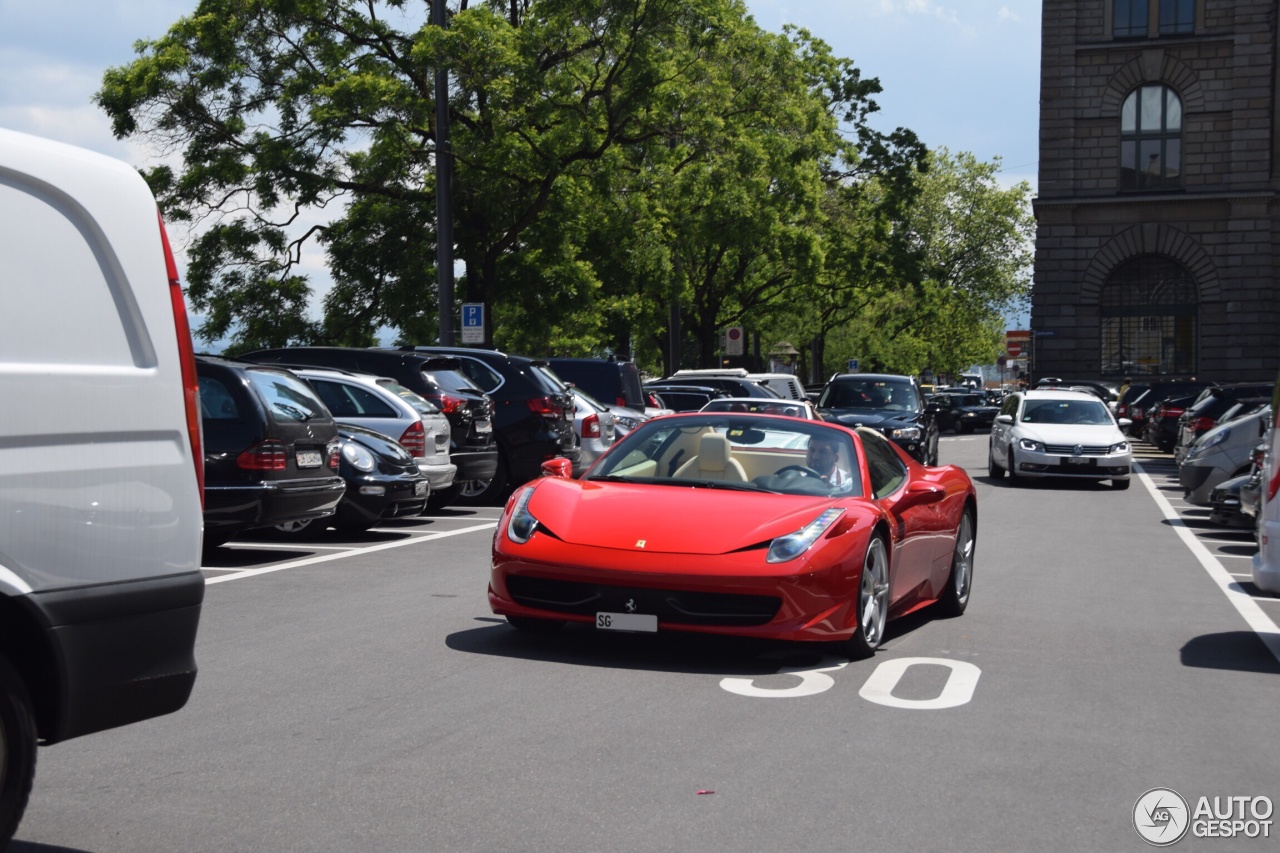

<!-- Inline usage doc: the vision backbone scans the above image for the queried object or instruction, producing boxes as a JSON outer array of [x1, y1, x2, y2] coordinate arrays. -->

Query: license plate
[[1063, 456, 1093, 465], [475, 419, 492, 434], [414, 480, 428, 496], [296, 450, 323, 468], [596, 612, 657, 633]]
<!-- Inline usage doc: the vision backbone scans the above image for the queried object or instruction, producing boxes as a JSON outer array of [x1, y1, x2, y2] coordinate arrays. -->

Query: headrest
[[698, 433, 731, 472]]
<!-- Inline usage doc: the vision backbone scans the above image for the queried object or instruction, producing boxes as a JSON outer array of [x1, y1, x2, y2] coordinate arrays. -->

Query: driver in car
[[806, 435, 853, 491]]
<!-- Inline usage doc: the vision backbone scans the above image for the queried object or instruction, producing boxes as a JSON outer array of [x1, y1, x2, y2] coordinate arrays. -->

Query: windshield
[[377, 379, 440, 415], [819, 379, 919, 414], [247, 369, 328, 422], [588, 414, 863, 497], [1020, 398, 1113, 425]]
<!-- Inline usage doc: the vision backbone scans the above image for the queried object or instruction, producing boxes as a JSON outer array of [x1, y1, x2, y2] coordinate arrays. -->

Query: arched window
[[1120, 84, 1182, 191], [1099, 256, 1198, 376]]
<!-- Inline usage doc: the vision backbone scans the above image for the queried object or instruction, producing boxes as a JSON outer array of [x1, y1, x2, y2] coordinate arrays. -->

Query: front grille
[[506, 575, 781, 627], [1043, 444, 1110, 456]]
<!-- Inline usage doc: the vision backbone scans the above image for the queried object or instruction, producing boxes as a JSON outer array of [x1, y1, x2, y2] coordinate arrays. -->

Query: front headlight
[[1109, 440, 1130, 454], [341, 442, 377, 472], [888, 426, 922, 441], [1019, 438, 1045, 452], [615, 415, 639, 431], [767, 509, 844, 564], [1197, 429, 1230, 454], [506, 486, 539, 544]]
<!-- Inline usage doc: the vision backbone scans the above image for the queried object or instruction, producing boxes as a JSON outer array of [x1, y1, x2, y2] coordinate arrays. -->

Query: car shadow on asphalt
[[980, 475, 1126, 491], [1180, 630, 1280, 675], [9, 842, 89, 853], [446, 607, 939, 676]]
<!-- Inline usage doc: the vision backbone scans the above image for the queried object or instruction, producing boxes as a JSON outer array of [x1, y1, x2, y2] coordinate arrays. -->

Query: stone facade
[[1032, 0, 1279, 382]]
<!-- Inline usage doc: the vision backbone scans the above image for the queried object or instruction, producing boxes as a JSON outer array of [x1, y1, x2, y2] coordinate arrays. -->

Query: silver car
[[290, 367, 457, 497], [570, 388, 617, 475]]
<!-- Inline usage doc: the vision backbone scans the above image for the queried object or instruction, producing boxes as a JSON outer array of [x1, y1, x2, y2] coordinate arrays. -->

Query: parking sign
[[461, 303, 484, 344]]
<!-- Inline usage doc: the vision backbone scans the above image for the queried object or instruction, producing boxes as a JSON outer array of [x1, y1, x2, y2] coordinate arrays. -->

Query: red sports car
[[489, 413, 977, 658]]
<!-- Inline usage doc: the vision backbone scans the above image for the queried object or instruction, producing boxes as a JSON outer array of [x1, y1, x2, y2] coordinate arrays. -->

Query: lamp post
[[433, 0, 455, 345]]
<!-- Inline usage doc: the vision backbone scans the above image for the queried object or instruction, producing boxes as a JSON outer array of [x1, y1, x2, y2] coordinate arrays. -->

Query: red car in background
[[490, 413, 977, 658]]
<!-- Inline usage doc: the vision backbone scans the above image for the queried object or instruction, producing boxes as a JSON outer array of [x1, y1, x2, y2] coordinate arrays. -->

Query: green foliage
[[97, 0, 1028, 373]]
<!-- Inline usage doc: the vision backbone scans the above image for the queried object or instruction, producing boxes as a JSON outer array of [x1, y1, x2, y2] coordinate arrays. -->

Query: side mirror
[[1118, 417, 1133, 428], [895, 481, 946, 512], [541, 458, 573, 478], [996, 414, 1014, 424]]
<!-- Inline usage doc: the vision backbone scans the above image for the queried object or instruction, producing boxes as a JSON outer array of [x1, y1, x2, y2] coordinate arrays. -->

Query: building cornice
[[1034, 190, 1277, 209]]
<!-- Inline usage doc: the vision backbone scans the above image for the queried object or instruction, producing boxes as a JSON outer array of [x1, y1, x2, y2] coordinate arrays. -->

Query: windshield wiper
[[680, 480, 761, 492], [589, 474, 643, 484]]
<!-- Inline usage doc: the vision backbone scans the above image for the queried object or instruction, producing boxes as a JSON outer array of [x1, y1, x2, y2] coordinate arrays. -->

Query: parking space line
[[204, 522, 498, 586], [221, 542, 354, 552], [1136, 464, 1280, 664]]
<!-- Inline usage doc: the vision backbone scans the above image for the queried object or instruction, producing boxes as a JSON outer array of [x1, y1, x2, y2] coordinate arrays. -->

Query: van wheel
[[0, 656, 37, 849]]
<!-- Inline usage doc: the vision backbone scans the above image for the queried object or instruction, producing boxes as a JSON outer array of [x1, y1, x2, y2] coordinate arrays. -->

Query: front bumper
[[490, 536, 861, 643], [1010, 447, 1132, 481], [337, 471, 430, 524], [1179, 453, 1227, 505]]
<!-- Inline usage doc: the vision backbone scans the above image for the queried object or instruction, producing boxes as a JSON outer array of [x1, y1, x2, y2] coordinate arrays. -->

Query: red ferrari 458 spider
[[489, 413, 977, 658]]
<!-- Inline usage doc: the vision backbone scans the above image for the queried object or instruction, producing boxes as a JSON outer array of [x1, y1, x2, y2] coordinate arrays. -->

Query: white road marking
[[204, 522, 498, 585], [1136, 464, 1280, 663]]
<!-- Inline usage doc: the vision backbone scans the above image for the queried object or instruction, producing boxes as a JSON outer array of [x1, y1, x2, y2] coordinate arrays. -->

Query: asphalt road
[[15, 435, 1280, 852]]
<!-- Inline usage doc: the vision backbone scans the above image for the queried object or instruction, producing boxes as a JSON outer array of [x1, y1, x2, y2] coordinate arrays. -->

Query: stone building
[[1032, 0, 1279, 382]]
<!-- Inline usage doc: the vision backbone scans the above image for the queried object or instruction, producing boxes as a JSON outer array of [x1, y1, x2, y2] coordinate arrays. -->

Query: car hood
[[822, 410, 919, 429], [524, 477, 846, 555], [1014, 423, 1126, 445]]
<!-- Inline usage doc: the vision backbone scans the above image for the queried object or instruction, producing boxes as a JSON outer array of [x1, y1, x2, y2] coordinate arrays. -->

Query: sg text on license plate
[[596, 612, 657, 633], [296, 450, 323, 468]]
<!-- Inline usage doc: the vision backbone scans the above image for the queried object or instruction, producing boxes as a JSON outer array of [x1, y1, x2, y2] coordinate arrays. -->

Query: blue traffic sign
[[461, 303, 484, 343]]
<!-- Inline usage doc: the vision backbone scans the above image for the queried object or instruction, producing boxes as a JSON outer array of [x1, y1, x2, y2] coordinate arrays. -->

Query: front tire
[[988, 443, 1005, 479], [0, 656, 37, 848], [937, 509, 975, 617], [1007, 449, 1021, 485], [841, 535, 890, 660]]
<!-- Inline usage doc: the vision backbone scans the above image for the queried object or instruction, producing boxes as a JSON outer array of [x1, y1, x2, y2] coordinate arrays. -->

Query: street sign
[[1034, 329, 1056, 338], [461, 303, 484, 344], [997, 355, 1007, 368], [847, 358, 860, 373], [725, 325, 744, 356]]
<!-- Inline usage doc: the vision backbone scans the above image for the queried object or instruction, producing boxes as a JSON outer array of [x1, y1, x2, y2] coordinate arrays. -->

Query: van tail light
[[1164, 406, 1185, 419], [237, 440, 287, 471], [327, 440, 341, 469], [399, 420, 426, 457], [1189, 416, 1216, 432], [160, 212, 204, 507], [582, 413, 601, 438], [1118, 404, 1129, 417], [616, 396, 627, 407], [528, 396, 563, 420], [1270, 469, 1280, 502], [437, 394, 465, 415]]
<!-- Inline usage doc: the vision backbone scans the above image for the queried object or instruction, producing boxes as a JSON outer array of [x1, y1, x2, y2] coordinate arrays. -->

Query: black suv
[[240, 347, 498, 508], [392, 347, 579, 504], [817, 373, 940, 465], [196, 356, 346, 548], [546, 357, 647, 410]]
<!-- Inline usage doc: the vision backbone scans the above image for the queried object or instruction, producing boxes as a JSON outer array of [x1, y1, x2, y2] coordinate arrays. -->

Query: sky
[[0, 0, 1040, 331]]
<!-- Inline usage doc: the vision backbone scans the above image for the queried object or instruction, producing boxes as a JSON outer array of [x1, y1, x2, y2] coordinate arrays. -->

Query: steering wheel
[[775, 465, 825, 480]]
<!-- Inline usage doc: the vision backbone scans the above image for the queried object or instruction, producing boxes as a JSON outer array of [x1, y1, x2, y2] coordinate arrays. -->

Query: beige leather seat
[[673, 433, 748, 482]]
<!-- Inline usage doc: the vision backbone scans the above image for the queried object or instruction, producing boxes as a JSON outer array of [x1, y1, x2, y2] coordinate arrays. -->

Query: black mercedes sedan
[[816, 373, 940, 465]]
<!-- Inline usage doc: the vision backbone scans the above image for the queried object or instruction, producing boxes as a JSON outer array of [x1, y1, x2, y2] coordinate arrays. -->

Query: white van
[[0, 129, 205, 844]]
